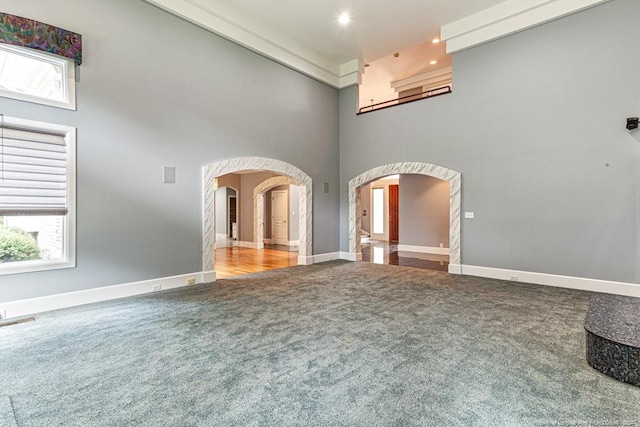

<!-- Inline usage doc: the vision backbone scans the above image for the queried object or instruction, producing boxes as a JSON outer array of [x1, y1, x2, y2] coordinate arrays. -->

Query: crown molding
[[441, 0, 613, 54], [144, 0, 360, 88], [339, 59, 362, 88]]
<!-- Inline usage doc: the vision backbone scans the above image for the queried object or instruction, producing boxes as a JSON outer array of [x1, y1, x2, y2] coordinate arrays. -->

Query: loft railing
[[358, 85, 452, 115]]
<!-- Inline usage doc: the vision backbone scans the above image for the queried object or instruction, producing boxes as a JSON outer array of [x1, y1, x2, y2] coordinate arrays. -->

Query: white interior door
[[271, 190, 288, 245]]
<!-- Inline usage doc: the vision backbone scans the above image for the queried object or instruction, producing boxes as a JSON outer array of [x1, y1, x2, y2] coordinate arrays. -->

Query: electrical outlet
[[152, 284, 162, 292], [187, 277, 196, 285], [439, 243, 444, 248], [510, 275, 519, 282]]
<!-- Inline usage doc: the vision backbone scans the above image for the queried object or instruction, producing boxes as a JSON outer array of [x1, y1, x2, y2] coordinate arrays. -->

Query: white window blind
[[0, 123, 68, 216]]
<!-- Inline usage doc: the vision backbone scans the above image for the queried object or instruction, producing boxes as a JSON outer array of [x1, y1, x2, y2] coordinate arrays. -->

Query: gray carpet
[[1, 261, 639, 426]]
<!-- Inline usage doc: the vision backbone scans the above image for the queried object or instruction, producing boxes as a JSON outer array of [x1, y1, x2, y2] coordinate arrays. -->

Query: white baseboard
[[0, 271, 216, 320], [298, 256, 314, 265], [215, 240, 237, 248], [448, 264, 462, 275], [461, 264, 640, 298], [10, 260, 636, 321], [398, 244, 450, 256], [313, 252, 342, 263], [340, 252, 361, 262], [238, 241, 258, 249], [201, 270, 216, 283], [265, 239, 300, 247]]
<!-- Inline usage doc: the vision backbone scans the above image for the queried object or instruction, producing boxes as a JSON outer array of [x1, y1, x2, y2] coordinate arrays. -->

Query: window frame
[[0, 116, 76, 275], [0, 44, 77, 111]]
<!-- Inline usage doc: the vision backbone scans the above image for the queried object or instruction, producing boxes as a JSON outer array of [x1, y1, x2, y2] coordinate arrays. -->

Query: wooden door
[[389, 184, 399, 242], [228, 196, 237, 238], [271, 190, 288, 245]]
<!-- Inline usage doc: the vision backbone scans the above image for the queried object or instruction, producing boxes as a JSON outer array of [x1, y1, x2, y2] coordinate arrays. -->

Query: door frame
[[270, 189, 288, 245], [203, 157, 314, 277], [348, 162, 462, 274]]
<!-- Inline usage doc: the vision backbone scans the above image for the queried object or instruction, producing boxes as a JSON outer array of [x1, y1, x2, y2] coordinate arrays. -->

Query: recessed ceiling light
[[432, 38, 441, 44], [430, 60, 438, 65], [338, 12, 351, 25]]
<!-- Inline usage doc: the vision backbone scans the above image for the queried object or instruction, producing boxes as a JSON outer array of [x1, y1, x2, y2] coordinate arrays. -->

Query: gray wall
[[239, 172, 277, 242], [0, 0, 340, 302], [340, 0, 640, 284], [399, 175, 450, 248]]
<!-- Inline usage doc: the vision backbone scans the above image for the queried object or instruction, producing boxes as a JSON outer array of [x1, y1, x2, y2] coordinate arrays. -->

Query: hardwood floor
[[361, 239, 449, 272], [215, 247, 298, 279]]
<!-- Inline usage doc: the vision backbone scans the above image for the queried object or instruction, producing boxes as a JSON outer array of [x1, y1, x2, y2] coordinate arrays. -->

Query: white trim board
[[460, 264, 640, 298], [313, 252, 342, 264], [339, 252, 640, 297], [397, 244, 450, 256], [5, 257, 637, 321], [264, 239, 300, 247], [237, 240, 260, 249], [441, 0, 613, 53], [144, 0, 607, 87], [0, 271, 216, 320], [143, 0, 361, 88]]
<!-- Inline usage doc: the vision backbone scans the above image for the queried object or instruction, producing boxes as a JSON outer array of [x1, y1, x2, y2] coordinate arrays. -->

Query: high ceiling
[[212, 0, 507, 63], [145, 0, 611, 88]]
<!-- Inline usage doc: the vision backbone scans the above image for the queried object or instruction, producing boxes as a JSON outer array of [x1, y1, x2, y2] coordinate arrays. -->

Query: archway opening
[[203, 158, 313, 280], [359, 174, 450, 272], [348, 162, 461, 274]]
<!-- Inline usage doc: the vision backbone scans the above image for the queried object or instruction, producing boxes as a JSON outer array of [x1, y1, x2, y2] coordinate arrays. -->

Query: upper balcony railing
[[358, 85, 452, 115]]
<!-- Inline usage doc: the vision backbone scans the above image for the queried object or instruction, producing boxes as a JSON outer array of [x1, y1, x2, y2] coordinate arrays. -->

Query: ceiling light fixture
[[432, 38, 441, 44], [338, 12, 351, 25], [430, 60, 438, 65]]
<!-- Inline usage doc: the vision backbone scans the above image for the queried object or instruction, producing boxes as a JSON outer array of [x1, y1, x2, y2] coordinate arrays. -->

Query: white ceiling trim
[[339, 60, 363, 88], [144, 0, 358, 88], [441, 0, 613, 53]]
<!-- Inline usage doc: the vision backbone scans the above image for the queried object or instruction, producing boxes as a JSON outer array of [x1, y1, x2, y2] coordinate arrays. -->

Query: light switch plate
[[465, 212, 475, 219]]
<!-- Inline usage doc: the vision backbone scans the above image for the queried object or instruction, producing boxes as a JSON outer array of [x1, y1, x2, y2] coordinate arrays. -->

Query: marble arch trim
[[203, 157, 313, 274], [348, 162, 462, 274], [253, 176, 300, 249]]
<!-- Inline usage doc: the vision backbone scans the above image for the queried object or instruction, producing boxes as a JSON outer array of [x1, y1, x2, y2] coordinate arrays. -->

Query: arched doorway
[[348, 162, 462, 274], [203, 157, 313, 276], [253, 175, 300, 249]]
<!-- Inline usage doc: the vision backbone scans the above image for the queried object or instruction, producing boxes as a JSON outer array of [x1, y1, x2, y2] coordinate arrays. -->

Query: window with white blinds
[[0, 125, 68, 216], [0, 115, 76, 275]]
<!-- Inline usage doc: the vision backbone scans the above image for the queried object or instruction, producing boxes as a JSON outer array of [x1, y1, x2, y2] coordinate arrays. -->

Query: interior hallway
[[361, 239, 449, 272]]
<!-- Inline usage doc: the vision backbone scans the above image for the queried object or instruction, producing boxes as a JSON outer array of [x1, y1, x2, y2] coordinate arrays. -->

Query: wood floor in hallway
[[215, 247, 298, 279], [361, 239, 449, 272]]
